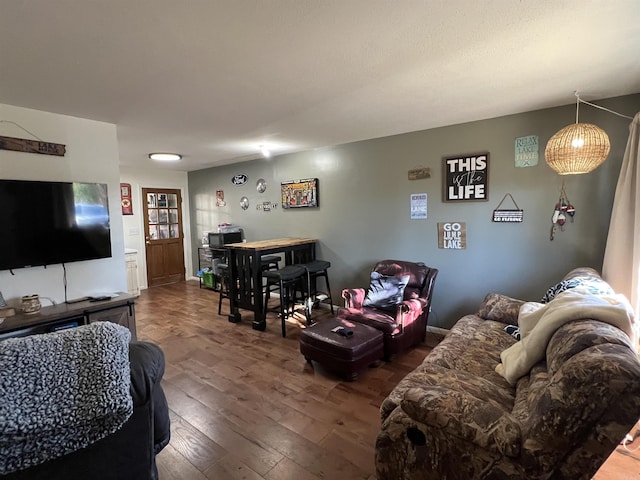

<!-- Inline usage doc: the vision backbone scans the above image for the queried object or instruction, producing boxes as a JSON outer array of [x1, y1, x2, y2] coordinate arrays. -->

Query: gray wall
[[188, 94, 640, 329]]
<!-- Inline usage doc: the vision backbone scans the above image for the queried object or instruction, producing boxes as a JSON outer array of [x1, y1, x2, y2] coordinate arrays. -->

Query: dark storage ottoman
[[299, 317, 384, 380]]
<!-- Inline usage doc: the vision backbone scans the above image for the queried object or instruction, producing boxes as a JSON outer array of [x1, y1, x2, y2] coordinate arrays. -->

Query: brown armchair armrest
[[397, 298, 427, 328], [342, 288, 366, 309]]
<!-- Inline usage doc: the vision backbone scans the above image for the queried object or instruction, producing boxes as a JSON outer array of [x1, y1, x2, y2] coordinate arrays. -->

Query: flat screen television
[[0, 179, 112, 271]]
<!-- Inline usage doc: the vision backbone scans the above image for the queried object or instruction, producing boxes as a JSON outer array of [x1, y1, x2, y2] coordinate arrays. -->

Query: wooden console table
[[0, 293, 137, 340], [226, 237, 317, 330]]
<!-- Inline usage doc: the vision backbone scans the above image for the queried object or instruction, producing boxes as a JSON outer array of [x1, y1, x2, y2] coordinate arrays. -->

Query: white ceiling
[[0, 1, 638, 172]]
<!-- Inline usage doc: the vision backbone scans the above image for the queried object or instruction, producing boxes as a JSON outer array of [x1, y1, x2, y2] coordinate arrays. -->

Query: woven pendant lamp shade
[[544, 122, 610, 175]]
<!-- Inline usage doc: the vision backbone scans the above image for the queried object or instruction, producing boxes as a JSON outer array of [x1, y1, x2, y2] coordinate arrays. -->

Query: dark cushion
[[128, 342, 170, 454], [363, 272, 410, 309]]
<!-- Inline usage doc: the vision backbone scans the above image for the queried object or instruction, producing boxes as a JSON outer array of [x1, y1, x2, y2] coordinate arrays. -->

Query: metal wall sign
[[231, 174, 248, 186], [492, 193, 523, 222]]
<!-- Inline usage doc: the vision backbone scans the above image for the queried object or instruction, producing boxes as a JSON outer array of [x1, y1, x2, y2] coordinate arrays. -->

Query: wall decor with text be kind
[[443, 152, 489, 202]]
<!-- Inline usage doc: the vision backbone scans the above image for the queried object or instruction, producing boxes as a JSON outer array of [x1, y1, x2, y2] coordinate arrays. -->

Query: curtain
[[603, 113, 640, 315]]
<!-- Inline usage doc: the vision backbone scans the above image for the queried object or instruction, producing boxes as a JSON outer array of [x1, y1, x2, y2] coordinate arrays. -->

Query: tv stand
[[0, 293, 137, 341]]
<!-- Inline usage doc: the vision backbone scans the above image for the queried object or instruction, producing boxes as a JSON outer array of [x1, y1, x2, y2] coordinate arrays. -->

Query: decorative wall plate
[[240, 196, 249, 210], [256, 178, 267, 193]]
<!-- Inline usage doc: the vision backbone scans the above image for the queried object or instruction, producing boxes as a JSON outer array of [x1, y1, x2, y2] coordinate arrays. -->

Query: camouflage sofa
[[375, 268, 640, 480]]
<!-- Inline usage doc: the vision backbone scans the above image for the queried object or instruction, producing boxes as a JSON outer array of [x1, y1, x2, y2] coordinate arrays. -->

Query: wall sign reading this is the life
[[443, 152, 489, 202]]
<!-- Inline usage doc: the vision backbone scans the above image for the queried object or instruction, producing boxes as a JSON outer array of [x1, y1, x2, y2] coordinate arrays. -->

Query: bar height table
[[225, 237, 317, 330]]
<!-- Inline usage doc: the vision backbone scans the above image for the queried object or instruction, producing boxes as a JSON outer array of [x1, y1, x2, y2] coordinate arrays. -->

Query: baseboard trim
[[427, 325, 450, 336]]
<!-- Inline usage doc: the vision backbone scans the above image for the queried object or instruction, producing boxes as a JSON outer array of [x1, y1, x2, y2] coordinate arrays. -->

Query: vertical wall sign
[[438, 222, 467, 249], [410, 193, 428, 219], [514, 135, 539, 167], [120, 183, 133, 215], [216, 190, 226, 207], [443, 152, 489, 202]]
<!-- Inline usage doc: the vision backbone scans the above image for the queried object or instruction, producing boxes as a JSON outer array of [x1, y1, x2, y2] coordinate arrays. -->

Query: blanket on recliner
[[0, 322, 133, 475]]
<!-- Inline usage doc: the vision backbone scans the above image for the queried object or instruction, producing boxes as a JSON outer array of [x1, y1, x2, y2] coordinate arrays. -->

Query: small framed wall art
[[281, 178, 318, 209]]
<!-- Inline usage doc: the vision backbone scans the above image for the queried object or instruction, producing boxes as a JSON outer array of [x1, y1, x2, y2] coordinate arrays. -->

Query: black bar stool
[[263, 265, 306, 337], [300, 259, 334, 323], [216, 263, 230, 315], [260, 255, 281, 272]]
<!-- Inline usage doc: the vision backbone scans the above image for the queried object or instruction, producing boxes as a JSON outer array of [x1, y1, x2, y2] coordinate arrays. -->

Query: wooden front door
[[143, 188, 185, 287]]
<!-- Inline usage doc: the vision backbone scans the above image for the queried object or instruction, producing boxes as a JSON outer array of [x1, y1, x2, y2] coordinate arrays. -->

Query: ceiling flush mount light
[[149, 153, 182, 161], [260, 145, 271, 158], [544, 92, 610, 175]]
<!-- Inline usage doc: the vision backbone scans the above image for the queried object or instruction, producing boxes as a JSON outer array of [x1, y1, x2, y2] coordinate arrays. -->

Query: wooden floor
[[135, 281, 639, 479]]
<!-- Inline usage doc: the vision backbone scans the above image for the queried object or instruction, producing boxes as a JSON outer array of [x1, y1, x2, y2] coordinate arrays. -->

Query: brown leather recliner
[[337, 260, 438, 359]]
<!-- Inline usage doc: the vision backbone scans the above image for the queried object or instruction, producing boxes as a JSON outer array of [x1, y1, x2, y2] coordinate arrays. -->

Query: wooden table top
[[226, 237, 317, 251]]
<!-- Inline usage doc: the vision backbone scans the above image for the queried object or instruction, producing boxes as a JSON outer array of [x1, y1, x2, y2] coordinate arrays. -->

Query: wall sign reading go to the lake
[[443, 152, 489, 202], [438, 222, 466, 249]]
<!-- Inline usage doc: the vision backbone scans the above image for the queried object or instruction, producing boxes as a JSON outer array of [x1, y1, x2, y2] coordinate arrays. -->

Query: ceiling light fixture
[[544, 92, 610, 175], [260, 145, 271, 158], [149, 153, 182, 161]]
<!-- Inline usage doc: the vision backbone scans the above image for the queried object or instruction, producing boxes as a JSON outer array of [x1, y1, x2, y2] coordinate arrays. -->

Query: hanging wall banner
[[438, 222, 466, 249], [514, 135, 539, 167], [492, 193, 523, 222], [443, 152, 489, 202]]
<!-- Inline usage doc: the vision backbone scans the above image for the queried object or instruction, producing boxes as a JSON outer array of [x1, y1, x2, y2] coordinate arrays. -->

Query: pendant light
[[544, 93, 610, 175]]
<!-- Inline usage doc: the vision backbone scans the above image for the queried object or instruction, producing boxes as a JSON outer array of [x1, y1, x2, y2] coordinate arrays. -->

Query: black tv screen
[[0, 179, 112, 271]]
